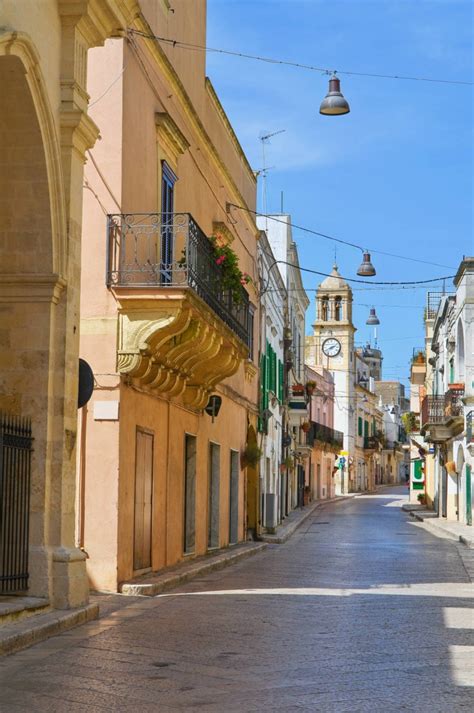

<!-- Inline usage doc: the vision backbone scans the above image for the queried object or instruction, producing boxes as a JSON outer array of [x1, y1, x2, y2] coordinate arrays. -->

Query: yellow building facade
[[0, 1, 139, 610], [79, 2, 259, 592]]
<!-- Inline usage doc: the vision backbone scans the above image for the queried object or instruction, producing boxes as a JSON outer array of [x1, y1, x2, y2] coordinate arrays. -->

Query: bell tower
[[306, 264, 355, 371], [305, 264, 356, 493]]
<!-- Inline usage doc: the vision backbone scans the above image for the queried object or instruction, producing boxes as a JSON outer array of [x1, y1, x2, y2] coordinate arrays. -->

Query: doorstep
[[120, 541, 267, 597], [405, 506, 474, 548], [259, 495, 354, 545], [0, 596, 50, 626], [0, 602, 98, 656]]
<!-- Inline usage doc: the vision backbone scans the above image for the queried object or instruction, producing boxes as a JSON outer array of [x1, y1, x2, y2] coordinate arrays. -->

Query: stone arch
[[0, 32, 66, 276], [0, 33, 67, 599]]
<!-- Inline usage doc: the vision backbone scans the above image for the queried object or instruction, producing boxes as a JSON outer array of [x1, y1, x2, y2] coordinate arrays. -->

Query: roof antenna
[[259, 129, 285, 229]]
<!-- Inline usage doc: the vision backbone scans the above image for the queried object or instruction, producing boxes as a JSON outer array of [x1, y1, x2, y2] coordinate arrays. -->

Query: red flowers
[[215, 255, 226, 266]]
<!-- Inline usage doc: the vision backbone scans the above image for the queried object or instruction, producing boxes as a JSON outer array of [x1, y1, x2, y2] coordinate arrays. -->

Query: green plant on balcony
[[402, 411, 419, 433], [210, 235, 252, 303], [178, 236, 252, 304]]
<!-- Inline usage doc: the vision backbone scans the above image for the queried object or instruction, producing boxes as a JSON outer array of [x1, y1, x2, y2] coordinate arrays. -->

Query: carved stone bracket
[[115, 289, 248, 409]]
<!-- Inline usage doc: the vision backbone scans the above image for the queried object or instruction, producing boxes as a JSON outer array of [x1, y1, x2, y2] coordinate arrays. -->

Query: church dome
[[319, 264, 350, 291]]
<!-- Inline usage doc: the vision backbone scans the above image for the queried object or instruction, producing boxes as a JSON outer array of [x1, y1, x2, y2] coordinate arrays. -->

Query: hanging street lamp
[[357, 251, 376, 277], [320, 74, 350, 116], [366, 307, 380, 325]]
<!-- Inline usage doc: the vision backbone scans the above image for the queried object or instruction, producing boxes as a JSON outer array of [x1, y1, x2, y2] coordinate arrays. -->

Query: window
[[321, 297, 329, 321], [160, 161, 177, 284], [358, 417, 362, 436], [334, 297, 342, 321]]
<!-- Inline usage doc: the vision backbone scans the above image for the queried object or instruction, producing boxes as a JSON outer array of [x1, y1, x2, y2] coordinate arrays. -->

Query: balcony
[[363, 436, 378, 450], [106, 213, 251, 408], [307, 422, 344, 451], [421, 385, 464, 442]]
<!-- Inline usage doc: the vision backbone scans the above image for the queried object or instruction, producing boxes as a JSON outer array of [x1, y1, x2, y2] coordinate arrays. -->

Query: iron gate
[[0, 414, 32, 594]]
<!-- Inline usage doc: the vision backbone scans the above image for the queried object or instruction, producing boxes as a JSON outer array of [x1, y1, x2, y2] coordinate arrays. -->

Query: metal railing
[[363, 436, 378, 450], [421, 386, 464, 428], [0, 414, 32, 594], [307, 422, 344, 449], [425, 292, 451, 320], [106, 213, 250, 345]]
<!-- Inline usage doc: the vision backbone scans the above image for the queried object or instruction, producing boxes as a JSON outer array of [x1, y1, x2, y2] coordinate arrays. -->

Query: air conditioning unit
[[264, 493, 277, 529]]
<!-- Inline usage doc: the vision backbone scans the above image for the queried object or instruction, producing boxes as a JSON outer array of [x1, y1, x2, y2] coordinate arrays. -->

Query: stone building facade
[[78, 1, 259, 592], [0, 0, 138, 611]]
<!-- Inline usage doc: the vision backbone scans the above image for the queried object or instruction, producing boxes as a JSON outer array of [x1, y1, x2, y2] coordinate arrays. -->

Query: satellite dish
[[78, 358, 94, 409]]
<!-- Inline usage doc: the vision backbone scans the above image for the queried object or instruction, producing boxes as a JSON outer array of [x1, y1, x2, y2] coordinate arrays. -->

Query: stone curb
[[259, 495, 354, 545], [0, 602, 99, 657], [407, 509, 474, 548], [120, 542, 267, 597]]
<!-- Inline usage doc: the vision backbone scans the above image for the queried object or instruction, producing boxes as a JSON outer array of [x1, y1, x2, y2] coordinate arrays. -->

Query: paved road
[[1, 487, 473, 712]]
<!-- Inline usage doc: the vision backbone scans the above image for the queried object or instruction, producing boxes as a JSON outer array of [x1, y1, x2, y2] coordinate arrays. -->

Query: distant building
[[420, 258, 473, 525], [306, 265, 382, 493], [257, 215, 309, 512]]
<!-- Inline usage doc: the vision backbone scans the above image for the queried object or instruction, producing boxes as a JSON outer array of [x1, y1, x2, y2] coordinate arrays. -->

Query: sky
[[206, 0, 473, 390]]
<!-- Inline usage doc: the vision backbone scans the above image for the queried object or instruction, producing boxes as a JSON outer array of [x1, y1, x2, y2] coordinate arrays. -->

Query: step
[[0, 596, 50, 626], [0, 602, 99, 656], [120, 542, 267, 597]]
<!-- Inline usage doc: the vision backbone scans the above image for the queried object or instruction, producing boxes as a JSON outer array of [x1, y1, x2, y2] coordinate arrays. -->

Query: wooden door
[[134, 429, 153, 571]]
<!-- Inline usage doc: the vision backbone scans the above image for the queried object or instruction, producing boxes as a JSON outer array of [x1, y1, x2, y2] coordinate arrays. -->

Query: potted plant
[[301, 421, 311, 433], [304, 485, 311, 505], [417, 492, 426, 505], [306, 380, 317, 395], [241, 442, 262, 469], [292, 383, 305, 395]]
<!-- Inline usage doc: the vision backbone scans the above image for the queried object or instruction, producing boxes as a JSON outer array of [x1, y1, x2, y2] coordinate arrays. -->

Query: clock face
[[322, 338, 341, 357]]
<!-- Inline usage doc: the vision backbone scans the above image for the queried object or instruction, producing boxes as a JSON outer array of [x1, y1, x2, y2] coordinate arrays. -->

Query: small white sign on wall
[[93, 401, 119, 421]]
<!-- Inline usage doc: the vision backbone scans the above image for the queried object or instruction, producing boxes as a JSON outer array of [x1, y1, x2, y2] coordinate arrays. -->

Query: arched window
[[334, 296, 342, 321], [321, 296, 329, 321]]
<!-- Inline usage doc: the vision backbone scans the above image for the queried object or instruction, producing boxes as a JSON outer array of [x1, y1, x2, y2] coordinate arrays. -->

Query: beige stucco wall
[[80, 4, 258, 592]]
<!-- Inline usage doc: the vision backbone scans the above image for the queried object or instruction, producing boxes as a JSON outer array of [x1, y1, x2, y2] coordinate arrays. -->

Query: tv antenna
[[259, 129, 285, 223]]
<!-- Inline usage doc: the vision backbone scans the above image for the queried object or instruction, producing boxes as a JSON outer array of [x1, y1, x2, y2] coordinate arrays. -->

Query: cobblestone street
[[1, 487, 473, 712]]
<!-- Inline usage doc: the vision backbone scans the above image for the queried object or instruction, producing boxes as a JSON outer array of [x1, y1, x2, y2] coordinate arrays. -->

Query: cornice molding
[[155, 111, 190, 165], [0, 274, 66, 304]]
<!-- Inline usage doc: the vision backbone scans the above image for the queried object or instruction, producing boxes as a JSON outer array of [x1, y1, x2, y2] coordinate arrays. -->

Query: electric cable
[[238, 205, 457, 270], [127, 29, 473, 86]]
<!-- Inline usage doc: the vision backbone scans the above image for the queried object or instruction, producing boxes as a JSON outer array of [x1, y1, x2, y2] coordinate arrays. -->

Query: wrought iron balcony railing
[[421, 386, 464, 429], [106, 213, 250, 345], [307, 422, 344, 450], [363, 436, 378, 450]]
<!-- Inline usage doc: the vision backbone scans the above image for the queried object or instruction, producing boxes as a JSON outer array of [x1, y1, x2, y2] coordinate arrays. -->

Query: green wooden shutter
[[364, 420, 369, 437], [358, 417, 362, 436]]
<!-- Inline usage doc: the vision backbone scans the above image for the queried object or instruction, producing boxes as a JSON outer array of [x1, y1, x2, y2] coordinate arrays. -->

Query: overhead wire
[[127, 29, 473, 86], [238, 205, 456, 270]]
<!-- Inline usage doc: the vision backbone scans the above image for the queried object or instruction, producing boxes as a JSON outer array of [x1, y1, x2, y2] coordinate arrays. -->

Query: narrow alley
[[0, 487, 472, 712]]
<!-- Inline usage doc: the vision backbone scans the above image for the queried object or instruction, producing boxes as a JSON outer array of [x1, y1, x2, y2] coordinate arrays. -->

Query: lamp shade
[[319, 76, 350, 116], [357, 251, 376, 277], [366, 307, 380, 325]]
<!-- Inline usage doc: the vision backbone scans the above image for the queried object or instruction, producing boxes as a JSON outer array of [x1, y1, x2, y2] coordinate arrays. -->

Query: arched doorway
[[0, 47, 67, 601]]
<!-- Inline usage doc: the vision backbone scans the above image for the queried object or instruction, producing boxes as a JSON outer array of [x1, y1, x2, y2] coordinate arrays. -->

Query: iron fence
[[106, 213, 250, 345], [0, 414, 32, 594]]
